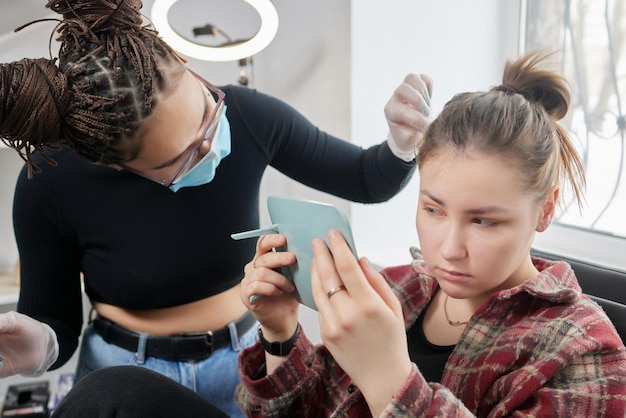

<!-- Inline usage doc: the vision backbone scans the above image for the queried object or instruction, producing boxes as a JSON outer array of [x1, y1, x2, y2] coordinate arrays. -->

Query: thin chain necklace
[[443, 294, 469, 326]]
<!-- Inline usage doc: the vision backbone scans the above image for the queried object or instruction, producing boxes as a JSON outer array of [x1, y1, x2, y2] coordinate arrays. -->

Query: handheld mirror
[[231, 196, 358, 310]]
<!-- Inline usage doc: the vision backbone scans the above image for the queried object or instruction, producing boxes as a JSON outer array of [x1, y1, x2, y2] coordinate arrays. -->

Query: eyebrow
[[420, 189, 511, 216], [152, 79, 210, 170]]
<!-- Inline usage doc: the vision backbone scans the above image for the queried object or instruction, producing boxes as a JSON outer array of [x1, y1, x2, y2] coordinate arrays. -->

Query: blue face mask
[[169, 107, 231, 192]]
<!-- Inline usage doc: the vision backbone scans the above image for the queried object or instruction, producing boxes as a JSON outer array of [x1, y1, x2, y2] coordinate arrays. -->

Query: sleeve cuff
[[386, 132, 417, 162], [238, 324, 316, 398]]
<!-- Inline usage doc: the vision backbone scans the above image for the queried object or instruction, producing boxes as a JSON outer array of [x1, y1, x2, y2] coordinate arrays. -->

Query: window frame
[[521, 0, 626, 271]]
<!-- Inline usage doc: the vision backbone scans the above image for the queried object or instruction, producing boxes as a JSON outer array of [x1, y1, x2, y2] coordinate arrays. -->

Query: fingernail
[[362, 257, 372, 270], [249, 294, 261, 303]]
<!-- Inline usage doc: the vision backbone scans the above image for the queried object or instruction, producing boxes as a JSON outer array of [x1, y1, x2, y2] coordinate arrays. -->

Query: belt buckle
[[180, 330, 214, 359]]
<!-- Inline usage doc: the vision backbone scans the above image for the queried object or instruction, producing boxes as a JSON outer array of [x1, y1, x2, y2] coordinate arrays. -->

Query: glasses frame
[[123, 70, 225, 187]]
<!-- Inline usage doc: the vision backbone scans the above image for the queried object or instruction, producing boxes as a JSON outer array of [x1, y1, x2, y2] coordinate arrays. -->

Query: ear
[[536, 187, 559, 232]]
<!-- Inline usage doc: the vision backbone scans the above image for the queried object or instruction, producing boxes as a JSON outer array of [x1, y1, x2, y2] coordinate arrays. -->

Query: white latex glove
[[0, 311, 59, 378], [384, 73, 434, 161]]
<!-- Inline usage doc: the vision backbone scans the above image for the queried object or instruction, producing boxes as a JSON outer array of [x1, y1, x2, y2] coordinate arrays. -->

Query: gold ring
[[327, 285, 347, 298]]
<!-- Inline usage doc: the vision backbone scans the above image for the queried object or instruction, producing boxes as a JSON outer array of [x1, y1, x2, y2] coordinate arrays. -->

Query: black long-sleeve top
[[13, 84, 415, 369]]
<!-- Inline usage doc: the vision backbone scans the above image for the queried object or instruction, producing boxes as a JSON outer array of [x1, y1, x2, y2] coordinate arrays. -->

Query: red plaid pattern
[[237, 257, 626, 417]]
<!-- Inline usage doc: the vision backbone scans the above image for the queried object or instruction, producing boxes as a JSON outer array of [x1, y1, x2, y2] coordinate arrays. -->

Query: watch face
[[266, 196, 358, 311]]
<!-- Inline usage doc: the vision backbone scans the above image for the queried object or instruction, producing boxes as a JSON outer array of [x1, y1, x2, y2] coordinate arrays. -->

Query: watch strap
[[258, 324, 300, 356]]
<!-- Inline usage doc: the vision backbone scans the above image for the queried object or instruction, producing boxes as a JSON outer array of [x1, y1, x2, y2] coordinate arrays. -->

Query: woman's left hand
[[240, 234, 299, 341], [311, 230, 413, 415]]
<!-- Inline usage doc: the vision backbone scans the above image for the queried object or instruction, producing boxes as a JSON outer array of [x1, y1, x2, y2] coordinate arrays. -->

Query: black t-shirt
[[407, 298, 455, 383], [13, 84, 415, 368]]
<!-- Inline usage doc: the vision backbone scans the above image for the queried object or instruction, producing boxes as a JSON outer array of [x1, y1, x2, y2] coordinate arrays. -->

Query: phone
[[231, 196, 358, 310]]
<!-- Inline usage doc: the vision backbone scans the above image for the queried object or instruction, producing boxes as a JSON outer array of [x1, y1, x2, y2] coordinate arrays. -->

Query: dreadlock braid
[[1, 0, 182, 174], [49, 0, 182, 164], [0, 58, 70, 177]]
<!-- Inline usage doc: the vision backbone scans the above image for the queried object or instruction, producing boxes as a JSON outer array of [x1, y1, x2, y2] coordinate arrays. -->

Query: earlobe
[[536, 188, 559, 232]]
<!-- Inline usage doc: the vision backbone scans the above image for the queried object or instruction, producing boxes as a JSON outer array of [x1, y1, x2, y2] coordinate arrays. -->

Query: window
[[523, 0, 625, 239]]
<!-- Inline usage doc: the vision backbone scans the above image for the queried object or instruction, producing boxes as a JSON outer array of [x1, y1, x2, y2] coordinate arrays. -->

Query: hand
[[0, 311, 59, 378], [311, 230, 412, 415], [384, 73, 434, 161], [240, 234, 300, 342]]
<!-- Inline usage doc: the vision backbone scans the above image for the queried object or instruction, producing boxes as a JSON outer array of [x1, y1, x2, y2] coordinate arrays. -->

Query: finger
[[310, 236, 347, 294], [419, 73, 434, 100], [246, 276, 293, 300], [385, 88, 431, 129], [311, 254, 340, 330], [359, 257, 402, 316], [255, 233, 285, 255], [386, 84, 427, 116], [400, 73, 433, 104], [325, 229, 366, 296], [0, 312, 18, 334], [398, 73, 432, 106], [311, 252, 355, 343], [310, 238, 346, 322], [248, 233, 295, 274], [243, 235, 297, 306], [249, 266, 296, 295], [241, 267, 296, 308], [253, 249, 296, 272]]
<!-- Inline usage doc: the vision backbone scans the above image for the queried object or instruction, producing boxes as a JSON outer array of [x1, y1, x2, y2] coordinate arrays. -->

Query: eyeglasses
[[124, 71, 225, 187]]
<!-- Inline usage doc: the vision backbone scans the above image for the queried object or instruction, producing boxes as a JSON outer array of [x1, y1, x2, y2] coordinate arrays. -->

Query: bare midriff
[[92, 284, 248, 336]]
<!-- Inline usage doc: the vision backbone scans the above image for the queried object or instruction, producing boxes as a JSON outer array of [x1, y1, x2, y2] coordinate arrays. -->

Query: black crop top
[[13, 84, 415, 369]]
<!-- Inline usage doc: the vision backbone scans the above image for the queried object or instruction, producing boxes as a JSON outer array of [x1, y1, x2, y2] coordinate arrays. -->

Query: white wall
[[350, 0, 522, 265]]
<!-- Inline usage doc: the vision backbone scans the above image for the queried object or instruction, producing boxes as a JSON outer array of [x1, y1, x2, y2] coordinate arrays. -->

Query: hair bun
[[498, 51, 570, 121], [0, 58, 70, 175], [47, 0, 144, 32], [493, 84, 521, 95]]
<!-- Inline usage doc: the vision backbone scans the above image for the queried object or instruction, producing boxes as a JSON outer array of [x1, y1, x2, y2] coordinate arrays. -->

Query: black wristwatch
[[258, 324, 300, 356]]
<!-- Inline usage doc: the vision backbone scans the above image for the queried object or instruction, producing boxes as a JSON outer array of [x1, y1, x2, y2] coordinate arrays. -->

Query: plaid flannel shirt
[[236, 257, 626, 417]]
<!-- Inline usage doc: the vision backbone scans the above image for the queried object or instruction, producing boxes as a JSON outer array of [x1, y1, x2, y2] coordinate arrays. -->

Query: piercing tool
[[231, 225, 281, 303], [230, 225, 279, 240]]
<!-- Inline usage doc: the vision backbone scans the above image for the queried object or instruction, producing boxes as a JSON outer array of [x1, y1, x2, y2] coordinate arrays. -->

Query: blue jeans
[[75, 320, 258, 418]]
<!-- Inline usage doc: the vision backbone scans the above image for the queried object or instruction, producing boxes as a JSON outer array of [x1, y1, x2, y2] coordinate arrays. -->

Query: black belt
[[92, 311, 256, 361]]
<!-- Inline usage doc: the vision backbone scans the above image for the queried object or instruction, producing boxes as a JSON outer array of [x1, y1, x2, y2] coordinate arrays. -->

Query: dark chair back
[[532, 249, 626, 342]]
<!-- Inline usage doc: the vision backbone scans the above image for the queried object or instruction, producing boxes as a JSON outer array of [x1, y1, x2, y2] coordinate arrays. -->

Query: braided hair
[[0, 0, 182, 177]]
